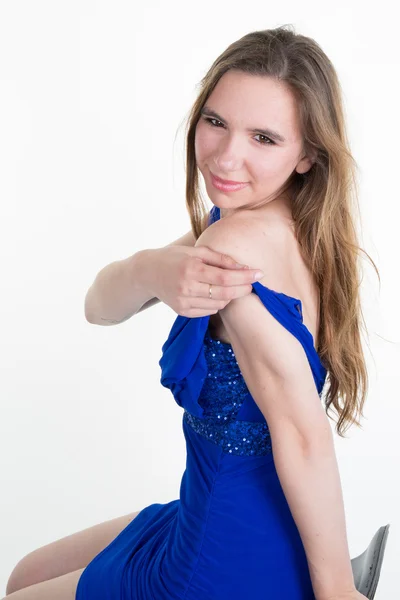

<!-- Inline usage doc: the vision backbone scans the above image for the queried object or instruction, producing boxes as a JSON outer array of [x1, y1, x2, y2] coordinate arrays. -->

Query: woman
[[5, 25, 377, 600]]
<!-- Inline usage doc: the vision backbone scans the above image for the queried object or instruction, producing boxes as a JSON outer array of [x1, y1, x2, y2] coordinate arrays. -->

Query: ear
[[295, 150, 317, 175]]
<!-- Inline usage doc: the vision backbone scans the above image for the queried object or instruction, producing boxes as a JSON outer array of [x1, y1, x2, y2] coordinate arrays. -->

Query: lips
[[211, 171, 248, 185], [210, 172, 249, 193]]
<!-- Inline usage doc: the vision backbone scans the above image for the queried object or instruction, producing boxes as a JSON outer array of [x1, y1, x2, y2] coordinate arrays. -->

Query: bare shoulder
[[197, 206, 298, 291], [196, 205, 320, 345]]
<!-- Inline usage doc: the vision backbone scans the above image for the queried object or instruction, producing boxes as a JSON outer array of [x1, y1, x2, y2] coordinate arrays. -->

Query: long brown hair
[[181, 24, 379, 438]]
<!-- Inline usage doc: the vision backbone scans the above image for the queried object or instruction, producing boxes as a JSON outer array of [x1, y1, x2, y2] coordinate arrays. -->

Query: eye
[[254, 133, 275, 146], [204, 117, 224, 129], [203, 116, 275, 146]]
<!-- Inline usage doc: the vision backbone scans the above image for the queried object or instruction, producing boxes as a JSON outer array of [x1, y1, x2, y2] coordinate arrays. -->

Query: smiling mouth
[[210, 171, 248, 185], [209, 172, 249, 193]]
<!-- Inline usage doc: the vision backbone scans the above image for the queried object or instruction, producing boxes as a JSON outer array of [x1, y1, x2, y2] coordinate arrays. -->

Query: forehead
[[206, 70, 301, 141]]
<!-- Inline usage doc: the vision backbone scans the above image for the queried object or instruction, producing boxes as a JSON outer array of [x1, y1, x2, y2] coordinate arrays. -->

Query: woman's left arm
[[194, 217, 359, 600], [261, 409, 357, 600], [221, 297, 358, 600]]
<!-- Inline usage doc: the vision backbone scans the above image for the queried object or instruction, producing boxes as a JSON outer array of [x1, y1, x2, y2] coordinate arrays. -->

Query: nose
[[213, 135, 246, 174]]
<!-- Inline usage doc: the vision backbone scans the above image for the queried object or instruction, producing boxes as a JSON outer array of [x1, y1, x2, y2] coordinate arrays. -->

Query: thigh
[[6, 510, 141, 595], [2, 568, 85, 600]]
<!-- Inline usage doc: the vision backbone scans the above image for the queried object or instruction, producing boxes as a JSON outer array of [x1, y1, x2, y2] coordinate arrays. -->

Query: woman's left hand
[[323, 591, 368, 600]]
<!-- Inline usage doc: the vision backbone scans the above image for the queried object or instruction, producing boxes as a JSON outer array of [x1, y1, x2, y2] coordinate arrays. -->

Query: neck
[[219, 194, 293, 221]]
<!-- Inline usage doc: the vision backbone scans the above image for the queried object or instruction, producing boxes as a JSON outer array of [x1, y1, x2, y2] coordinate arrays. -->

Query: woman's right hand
[[150, 245, 264, 317]]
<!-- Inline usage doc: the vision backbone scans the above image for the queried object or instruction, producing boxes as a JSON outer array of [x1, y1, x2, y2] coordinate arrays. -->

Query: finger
[[194, 246, 253, 270], [183, 296, 229, 310], [184, 307, 221, 318], [200, 282, 254, 300], [195, 261, 264, 287], [182, 283, 253, 317]]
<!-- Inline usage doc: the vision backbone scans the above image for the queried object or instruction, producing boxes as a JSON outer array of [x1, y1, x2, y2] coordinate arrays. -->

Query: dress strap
[[250, 282, 326, 392], [208, 205, 220, 225]]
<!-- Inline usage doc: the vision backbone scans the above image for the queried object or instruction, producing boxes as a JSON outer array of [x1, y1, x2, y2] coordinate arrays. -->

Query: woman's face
[[195, 70, 314, 215]]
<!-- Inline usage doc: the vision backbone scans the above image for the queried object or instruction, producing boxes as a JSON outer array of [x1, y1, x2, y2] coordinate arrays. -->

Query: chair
[[351, 524, 390, 599]]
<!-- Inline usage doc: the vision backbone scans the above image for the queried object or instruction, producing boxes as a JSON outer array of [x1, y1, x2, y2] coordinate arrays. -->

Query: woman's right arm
[[84, 229, 197, 325], [84, 219, 262, 326], [84, 249, 162, 325]]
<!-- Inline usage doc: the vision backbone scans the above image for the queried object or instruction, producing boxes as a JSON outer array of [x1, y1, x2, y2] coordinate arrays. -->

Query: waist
[[183, 410, 272, 457]]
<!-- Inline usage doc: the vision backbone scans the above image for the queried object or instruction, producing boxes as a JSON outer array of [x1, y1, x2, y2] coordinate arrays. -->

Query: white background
[[0, 1, 398, 597]]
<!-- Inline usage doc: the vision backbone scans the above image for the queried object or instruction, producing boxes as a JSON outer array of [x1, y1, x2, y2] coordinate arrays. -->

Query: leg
[[2, 568, 84, 600], [6, 510, 141, 595]]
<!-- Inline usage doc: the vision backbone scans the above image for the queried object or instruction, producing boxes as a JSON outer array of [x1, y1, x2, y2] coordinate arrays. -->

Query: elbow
[[274, 416, 334, 459], [84, 287, 98, 323], [84, 301, 94, 323], [85, 304, 102, 324], [84, 306, 99, 325], [293, 402, 334, 456], [301, 421, 334, 458]]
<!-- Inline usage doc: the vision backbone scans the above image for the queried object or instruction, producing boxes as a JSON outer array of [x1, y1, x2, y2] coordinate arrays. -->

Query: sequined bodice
[[196, 329, 248, 418], [183, 329, 272, 457]]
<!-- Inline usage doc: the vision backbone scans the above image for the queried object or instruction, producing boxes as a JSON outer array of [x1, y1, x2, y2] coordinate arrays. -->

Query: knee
[[6, 560, 23, 595]]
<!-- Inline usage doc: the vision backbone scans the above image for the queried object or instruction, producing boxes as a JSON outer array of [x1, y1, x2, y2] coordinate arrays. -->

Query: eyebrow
[[200, 105, 287, 143]]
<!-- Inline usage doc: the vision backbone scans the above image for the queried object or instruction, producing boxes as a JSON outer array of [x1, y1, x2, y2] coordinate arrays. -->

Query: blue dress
[[76, 205, 327, 600]]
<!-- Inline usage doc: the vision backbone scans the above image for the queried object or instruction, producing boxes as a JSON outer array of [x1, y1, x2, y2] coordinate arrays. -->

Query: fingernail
[[254, 271, 264, 280], [235, 263, 249, 268]]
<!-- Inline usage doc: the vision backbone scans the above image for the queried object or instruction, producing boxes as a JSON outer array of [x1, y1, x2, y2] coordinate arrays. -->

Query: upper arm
[[194, 216, 330, 448]]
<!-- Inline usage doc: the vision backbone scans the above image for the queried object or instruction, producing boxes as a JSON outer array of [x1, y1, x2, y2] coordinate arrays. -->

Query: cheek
[[253, 157, 276, 179], [195, 123, 217, 161], [256, 152, 295, 179]]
